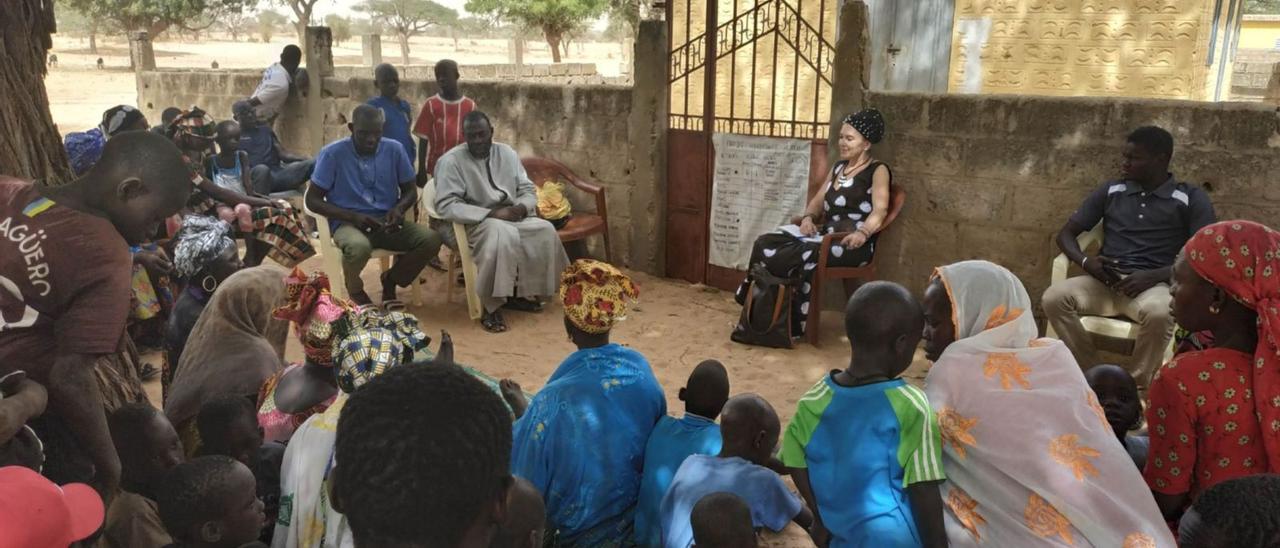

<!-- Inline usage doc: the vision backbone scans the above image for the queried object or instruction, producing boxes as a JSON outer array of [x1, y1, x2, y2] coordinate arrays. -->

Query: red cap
[[0, 466, 105, 548]]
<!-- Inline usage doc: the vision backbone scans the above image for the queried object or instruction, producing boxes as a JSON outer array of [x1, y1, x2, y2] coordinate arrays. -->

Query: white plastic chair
[[1047, 223, 1173, 361], [421, 179, 483, 320], [302, 185, 424, 307]]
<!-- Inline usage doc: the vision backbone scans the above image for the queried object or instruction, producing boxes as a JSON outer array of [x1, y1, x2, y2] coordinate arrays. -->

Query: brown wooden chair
[[807, 186, 908, 346], [520, 156, 612, 262]]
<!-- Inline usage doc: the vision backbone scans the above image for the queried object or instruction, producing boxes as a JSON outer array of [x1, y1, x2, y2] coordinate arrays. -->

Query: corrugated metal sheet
[[866, 0, 955, 92]]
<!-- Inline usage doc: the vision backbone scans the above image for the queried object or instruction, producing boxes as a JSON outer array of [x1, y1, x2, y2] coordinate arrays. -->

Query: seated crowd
[[3, 56, 1280, 548]]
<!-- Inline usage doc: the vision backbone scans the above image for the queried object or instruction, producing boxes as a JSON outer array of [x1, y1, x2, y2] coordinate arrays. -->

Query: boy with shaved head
[[782, 281, 946, 547], [0, 131, 191, 495], [659, 394, 812, 548], [635, 360, 731, 546]]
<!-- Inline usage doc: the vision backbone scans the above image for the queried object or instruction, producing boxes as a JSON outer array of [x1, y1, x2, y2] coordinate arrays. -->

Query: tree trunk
[[295, 19, 307, 45], [561, 37, 570, 59], [398, 33, 410, 65], [89, 32, 97, 54], [545, 29, 562, 63], [0, 0, 72, 183]]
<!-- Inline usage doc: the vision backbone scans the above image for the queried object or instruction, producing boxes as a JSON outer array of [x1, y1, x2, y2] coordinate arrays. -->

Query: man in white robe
[[434, 111, 569, 332]]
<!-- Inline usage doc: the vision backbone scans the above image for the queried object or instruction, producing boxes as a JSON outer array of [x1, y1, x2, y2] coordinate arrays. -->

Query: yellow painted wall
[[948, 0, 1237, 100], [1240, 18, 1280, 50]]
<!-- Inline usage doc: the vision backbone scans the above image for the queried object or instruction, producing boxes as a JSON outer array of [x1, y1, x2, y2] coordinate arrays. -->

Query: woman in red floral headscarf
[[1145, 220, 1280, 523]]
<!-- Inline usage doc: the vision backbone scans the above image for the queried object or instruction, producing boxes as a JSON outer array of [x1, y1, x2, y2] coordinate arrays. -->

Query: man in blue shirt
[[233, 100, 315, 195], [305, 105, 443, 307], [366, 64, 415, 162]]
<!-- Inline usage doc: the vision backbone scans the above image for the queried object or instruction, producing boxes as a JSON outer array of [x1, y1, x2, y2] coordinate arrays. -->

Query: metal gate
[[664, 0, 837, 288]]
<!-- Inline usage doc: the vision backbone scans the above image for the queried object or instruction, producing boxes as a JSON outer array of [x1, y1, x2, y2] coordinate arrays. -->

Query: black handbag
[[731, 264, 799, 349]]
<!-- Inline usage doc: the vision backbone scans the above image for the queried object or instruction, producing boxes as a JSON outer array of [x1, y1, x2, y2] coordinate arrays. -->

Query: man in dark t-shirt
[[1043, 126, 1216, 387], [233, 100, 314, 195], [0, 132, 191, 495]]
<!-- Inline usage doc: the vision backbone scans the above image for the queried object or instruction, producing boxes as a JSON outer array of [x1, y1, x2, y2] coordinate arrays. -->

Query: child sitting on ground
[[489, 476, 547, 548], [659, 393, 811, 548], [1085, 364, 1149, 470], [196, 395, 282, 543], [331, 362, 515, 547], [1177, 474, 1280, 547], [781, 281, 946, 547], [157, 455, 266, 548], [207, 120, 267, 233], [634, 359, 731, 547], [105, 403, 185, 548], [691, 492, 757, 548]]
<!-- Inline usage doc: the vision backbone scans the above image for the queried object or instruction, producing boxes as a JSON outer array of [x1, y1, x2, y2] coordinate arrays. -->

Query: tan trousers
[[1042, 275, 1174, 387]]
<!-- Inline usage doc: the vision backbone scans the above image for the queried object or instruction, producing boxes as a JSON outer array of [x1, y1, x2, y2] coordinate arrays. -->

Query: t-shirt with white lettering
[[0, 177, 131, 378]]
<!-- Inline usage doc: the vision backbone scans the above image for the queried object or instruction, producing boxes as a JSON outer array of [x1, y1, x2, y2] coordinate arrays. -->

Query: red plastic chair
[[808, 186, 907, 346], [520, 157, 612, 262]]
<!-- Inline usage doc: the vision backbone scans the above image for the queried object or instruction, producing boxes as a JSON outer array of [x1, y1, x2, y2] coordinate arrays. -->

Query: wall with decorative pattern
[[948, 0, 1239, 99]]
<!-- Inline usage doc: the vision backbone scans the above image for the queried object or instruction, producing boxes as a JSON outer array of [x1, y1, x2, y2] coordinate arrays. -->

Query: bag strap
[[741, 277, 790, 335]]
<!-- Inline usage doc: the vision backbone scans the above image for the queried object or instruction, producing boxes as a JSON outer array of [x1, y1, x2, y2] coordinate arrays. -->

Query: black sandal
[[503, 297, 544, 313], [481, 310, 509, 333]]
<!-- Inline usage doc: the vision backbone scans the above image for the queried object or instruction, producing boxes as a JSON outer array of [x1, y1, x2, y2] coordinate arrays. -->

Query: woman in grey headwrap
[[733, 108, 894, 342], [163, 215, 244, 395]]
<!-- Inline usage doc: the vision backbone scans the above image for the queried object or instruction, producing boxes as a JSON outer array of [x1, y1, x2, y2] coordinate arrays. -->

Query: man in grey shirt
[[1043, 126, 1216, 387]]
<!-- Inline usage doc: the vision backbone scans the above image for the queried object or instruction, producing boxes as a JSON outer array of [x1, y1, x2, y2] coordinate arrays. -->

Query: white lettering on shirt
[[0, 216, 52, 297]]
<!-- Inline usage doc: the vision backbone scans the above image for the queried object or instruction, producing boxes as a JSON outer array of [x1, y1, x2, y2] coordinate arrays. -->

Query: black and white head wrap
[[173, 216, 237, 280], [98, 105, 146, 139], [843, 108, 886, 144]]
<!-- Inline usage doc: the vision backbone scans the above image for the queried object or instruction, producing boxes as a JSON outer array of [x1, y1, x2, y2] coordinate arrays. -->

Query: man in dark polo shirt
[[1043, 126, 1215, 386]]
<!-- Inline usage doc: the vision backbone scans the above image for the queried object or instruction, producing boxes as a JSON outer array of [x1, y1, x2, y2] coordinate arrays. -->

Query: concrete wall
[[1231, 61, 1277, 100], [1240, 15, 1280, 50], [332, 63, 600, 81], [948, 0, 1239, 100], [863, 91, 1280, 309]]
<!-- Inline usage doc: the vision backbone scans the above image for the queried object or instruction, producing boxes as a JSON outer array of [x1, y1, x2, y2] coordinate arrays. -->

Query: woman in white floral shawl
[[921, 260, 1172, 547]]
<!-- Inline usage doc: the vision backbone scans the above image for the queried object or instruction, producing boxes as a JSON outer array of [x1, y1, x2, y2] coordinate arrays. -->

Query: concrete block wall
[[1231, 62, 1277, 100], [332, 63, 599, 81], [317, 76, 643, 267], [864, 91, 1280, 310]]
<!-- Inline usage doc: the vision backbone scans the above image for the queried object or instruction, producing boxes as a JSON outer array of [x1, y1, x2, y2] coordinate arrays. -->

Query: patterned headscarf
[[63, 129, 105, 176], [1183, 220, 1280, 470], [334, 309, 430, 393], [559, 259, 640, 334], [272, 268, 355, 367], [172, 215, 237, 280], [174, 107, 216, 141], [99, 105, 146, 138], [843, 108, 886, 144]]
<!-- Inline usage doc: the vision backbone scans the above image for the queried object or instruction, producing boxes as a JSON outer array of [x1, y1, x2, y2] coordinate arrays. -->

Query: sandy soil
[[141, 248, 931, 548], [46, 33, 627, 133]]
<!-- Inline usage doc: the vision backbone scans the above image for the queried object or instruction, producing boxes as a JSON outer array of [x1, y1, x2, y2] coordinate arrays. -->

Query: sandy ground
[[138, 246, 932, 548], [46, 33, 627, 133]]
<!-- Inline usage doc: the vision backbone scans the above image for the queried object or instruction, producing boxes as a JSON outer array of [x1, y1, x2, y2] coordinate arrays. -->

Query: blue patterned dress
[[511, 343, 666, 546]]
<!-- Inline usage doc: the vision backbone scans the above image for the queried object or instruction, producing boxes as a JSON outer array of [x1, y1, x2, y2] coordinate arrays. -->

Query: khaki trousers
[[1042, 275, 1174, 387]]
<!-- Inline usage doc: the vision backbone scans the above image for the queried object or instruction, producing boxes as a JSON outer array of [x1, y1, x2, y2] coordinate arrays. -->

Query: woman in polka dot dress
[[734, 109, 893, 338], [1145, 220, 1280, 526]]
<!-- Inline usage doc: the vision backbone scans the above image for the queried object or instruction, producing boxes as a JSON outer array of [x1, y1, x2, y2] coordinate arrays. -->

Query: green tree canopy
[[1246, 0, 1280, 13], [357, 0, 457, 65], [326, 14, 353, 44], [62, 0, 248, 37], [465, 0, 608, 62], [257, 10, 289, 42]]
